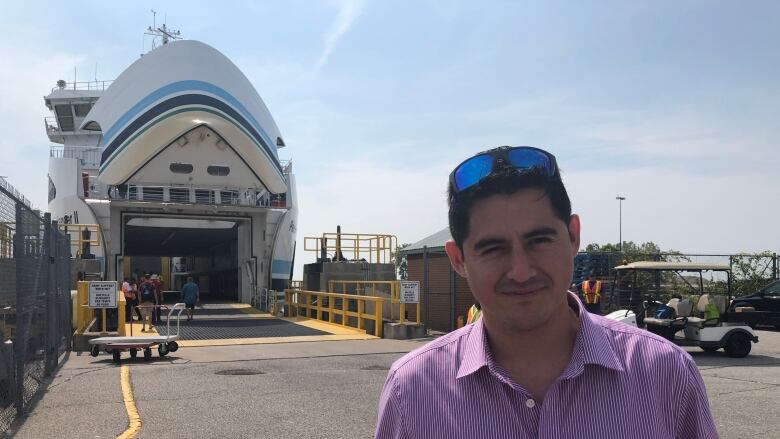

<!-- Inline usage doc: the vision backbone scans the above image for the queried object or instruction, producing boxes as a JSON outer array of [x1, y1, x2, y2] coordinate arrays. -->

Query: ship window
[[195, 189, 214, 204], [169, 188, 190, 203], [142, 187, 164, 202], [48, 176, 56, 203], [54, 105, 74, 131], [82, 120, 102, 131], [169, 163, 194, 174], [73, 103, 92, 117], [207, 165, 230, 176], [276, 137, 285, 147], [220, 190, 239, 205], [128, 186, 138, 200]]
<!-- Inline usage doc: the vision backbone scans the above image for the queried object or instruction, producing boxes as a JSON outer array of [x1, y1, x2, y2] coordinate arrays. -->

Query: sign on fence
[[89, 281, 118, 308], [400, 281, 420, 303]]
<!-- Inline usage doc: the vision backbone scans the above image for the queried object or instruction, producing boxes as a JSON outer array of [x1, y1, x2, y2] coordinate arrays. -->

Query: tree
[[730, 251, 777, 296], [584, 241, 689, 263], [392, 243, 412, 280]]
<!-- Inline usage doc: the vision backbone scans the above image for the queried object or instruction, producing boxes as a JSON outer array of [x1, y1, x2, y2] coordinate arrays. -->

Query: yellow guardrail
[[285, 289, 384, 337], [304, 232, 397, 264], [73, 281, 126, 335], [327, 280, 421, 326], [59, 223, 101, 257]]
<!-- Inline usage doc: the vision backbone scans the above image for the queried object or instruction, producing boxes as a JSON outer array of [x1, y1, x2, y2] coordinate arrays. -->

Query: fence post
[[13, 202, 25, 416], [423, 246, 429, 329], [43, 214, 55, 377]]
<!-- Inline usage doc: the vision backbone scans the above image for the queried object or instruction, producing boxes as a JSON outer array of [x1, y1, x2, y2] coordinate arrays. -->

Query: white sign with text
[[399, 281, 420, 304], [89, 281, 118, 309]]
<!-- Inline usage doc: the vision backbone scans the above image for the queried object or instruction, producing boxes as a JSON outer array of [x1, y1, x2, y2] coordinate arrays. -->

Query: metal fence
[[409, 249, 779, 332], [0, 182, 72, 433]]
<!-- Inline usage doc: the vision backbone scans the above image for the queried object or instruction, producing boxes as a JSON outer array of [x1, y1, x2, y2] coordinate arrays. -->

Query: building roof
[[403, 227, 452, 255]]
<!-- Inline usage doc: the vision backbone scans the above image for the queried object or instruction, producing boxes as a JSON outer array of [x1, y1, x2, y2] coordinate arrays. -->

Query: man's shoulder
[[589, 314, 695, 366], [388, 324, 473, 378]]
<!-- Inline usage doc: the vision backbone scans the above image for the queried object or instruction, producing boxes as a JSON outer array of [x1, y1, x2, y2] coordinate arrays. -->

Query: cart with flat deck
[[89, 303, 185, 363]]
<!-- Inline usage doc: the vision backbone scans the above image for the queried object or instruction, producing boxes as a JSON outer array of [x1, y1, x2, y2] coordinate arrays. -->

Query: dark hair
[[448, 160, 572, 249]]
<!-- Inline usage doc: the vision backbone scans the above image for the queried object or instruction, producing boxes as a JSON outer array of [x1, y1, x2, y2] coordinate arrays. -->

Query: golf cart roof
[[614, 261, 731, 272]]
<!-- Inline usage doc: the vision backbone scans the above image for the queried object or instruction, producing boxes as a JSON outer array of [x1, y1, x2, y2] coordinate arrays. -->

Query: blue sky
[[1, 1, 779, 277]]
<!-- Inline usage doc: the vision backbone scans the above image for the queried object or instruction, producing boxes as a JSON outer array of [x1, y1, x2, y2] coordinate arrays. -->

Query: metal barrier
[[72, 281, 125, 336], [284, 290, 384, 337], [0, 179, 72, 432], [304, 232, 397, 264], [327, 280, 421, 326], [59, 223, 100, 258]]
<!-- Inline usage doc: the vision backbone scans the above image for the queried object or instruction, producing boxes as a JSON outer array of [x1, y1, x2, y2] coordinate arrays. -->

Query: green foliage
[[392, 243, 412, 280], [731, 251, 777, 296], [585, 241, 689, 263]]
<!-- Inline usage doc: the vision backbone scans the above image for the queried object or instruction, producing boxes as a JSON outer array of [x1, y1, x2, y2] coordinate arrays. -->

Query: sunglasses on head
[[449, 146, 559, 193]]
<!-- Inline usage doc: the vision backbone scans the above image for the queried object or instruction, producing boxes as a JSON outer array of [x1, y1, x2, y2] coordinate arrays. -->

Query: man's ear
[[568, 214, 581, 257], [445, 240, 468, 279]]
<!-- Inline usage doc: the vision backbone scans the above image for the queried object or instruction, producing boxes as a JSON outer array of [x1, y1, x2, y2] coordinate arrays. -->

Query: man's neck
[[483, 298, 580, 401]]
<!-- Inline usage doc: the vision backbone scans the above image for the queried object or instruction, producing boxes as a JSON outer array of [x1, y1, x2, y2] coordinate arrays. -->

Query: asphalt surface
[[8, 329, 780, 438]]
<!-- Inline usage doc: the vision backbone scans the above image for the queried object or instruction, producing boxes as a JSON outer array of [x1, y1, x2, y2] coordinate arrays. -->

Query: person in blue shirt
[[180, 277, 200, 321]]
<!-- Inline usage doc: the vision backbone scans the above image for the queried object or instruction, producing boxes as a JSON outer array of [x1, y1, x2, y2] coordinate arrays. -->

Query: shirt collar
[[456, 291, 624, 380]]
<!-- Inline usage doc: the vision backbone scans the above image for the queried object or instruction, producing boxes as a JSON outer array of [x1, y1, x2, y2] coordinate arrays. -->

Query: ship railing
[[50, 146, 102, 168], [50, 80, 113, 93], [106, 184, 290, 209]]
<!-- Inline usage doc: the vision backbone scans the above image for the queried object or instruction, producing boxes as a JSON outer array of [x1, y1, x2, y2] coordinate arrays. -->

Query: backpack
[[141, 283, 155, 301], [654, 304, 674, 319]]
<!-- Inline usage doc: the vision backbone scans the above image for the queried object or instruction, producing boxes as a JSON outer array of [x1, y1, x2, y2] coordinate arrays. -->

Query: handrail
[[285, 289, 384, 337], [304, 232, 397, 264], [59, 223, 101, 256], [51, 79, 113, 93], [327, 280, 421, 326]]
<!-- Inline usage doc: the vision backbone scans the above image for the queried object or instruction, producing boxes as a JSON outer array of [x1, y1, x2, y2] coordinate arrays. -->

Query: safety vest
[[581, 280, 602, 304], [467, 304, 482, 324]]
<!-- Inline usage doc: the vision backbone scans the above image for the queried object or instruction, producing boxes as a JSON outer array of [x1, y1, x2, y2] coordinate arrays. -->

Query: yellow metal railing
[[285, 289, 384, 337], [289, 280, 303, 290], [73, 281, 125, 335], [304, 232, 397, 264], [59, 223, 101, 257], [327, 280, 421, 326]]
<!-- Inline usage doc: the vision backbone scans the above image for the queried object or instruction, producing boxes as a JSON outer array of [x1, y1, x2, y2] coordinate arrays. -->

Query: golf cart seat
[[686, 294, 722, 328], [643, 298, 693, 326]]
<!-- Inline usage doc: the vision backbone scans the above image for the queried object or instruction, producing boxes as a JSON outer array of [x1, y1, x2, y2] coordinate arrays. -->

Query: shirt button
[[526, 398, 536, 408]]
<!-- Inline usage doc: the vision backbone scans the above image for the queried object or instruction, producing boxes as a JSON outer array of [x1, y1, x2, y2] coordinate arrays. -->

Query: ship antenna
[[144, 9, 182, 49]]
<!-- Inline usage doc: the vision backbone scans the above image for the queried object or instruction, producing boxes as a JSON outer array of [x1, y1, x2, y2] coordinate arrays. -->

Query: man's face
[[446, 188, 580, 332]]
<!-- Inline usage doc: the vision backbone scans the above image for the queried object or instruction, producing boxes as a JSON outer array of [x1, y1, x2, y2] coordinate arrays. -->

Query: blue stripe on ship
[[271, 260, 292, 275]]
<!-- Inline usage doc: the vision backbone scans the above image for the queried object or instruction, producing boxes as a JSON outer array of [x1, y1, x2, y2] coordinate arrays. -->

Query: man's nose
[[506, 245, 536, 283]]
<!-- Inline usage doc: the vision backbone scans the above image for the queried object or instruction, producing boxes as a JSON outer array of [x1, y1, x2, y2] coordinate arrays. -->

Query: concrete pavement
[[8, 330, 780, 438]]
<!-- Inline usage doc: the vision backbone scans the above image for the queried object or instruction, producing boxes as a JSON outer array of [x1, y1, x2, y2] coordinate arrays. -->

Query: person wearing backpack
[[139, 276, 155, 331]]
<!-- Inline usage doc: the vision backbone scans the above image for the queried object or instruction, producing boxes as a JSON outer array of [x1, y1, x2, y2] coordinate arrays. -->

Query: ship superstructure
[[45, 38, 297, 302]]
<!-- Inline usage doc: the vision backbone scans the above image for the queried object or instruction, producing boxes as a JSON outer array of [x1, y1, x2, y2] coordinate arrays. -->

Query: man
[[375, 146, 716, 438], [121, 278, 142, 322], [180, 277, 199, 321], [150, 273, 163, 324], [138, 276, 155, 332], [578, 272, 603, 314]]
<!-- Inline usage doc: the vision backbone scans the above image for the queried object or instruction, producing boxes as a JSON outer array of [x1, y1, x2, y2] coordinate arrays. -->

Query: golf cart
[[605, 261, 758, 358]]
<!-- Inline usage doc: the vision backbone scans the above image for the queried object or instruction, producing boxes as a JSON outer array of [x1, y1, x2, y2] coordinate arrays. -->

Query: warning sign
[[89, 281, 118, 309], [399, 281, 420, 304]]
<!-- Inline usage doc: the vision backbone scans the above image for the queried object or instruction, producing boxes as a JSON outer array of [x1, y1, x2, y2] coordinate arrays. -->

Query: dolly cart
[[89, 303, 185, 363]]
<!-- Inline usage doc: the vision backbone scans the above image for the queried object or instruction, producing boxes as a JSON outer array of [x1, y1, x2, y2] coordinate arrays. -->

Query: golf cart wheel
[[724, 332, 752, 358], [158, 343, 169, 357], [129, 348, 138, 359], [701, 346, 719, 353], [167, 341, 179, 352], [143, 348, 152, 361], [90, 345, 100, 357], [112, 351, 121, 364]]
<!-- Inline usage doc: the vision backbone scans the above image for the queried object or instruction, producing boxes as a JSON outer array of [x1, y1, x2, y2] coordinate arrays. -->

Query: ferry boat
[[44, 29, 297, 302]]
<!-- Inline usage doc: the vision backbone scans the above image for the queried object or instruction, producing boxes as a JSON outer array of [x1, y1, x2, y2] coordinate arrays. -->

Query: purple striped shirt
[[376, 293, 717, 438]]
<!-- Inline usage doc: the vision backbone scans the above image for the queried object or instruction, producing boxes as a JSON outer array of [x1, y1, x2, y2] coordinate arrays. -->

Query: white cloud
[[313, 0, 365, 74]]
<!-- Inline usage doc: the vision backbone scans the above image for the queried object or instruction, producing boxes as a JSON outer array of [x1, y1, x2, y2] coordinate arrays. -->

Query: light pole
[[616, 195, 626, 252]]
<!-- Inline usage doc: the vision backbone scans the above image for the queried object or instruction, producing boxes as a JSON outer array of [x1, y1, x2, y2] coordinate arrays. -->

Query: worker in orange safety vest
[[578, 273, 602, 314]]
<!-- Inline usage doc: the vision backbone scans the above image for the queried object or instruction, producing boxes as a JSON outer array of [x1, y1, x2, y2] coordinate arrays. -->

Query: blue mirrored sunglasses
[[449, 146, 558, 193]]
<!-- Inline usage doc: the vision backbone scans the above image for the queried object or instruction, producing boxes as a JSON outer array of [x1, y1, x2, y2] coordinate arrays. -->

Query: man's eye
[[530, 237, 553, 246], [480, 247, 501, 255]]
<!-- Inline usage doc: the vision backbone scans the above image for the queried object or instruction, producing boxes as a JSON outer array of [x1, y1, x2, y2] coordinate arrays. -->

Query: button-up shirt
[[375, 293, 717, 438]]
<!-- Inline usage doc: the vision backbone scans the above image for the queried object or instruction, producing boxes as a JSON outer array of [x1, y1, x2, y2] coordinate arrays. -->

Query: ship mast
[[144, 9, 182, 50]]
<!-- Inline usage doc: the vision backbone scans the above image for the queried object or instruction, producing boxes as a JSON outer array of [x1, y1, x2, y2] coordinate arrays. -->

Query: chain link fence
[[0, 181, 72, 433]]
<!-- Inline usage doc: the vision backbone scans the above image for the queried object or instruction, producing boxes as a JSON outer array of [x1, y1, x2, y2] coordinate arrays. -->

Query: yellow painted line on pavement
[[177, 332, 377, 347], [117, 365, 141, 439]]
